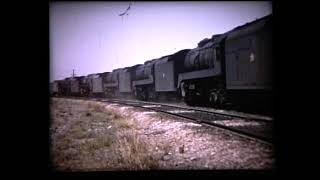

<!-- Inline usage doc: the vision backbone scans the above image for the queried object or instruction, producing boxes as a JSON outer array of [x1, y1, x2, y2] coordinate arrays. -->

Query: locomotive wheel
[[138, 89, 148, 101], [209, 92, 218, 105], [209, 90, 226, 108]]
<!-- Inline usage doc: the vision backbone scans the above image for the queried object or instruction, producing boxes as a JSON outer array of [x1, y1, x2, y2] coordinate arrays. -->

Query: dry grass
[[113, 130, 159, 170], [50, 98, 160, 171]]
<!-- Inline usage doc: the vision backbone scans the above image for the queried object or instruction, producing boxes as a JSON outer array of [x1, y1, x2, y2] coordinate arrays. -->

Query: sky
[[50, 1, 272, 82]]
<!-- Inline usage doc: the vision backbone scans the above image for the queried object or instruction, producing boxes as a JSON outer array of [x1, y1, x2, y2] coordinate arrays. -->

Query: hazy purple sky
[[50, 1, 272, 81]]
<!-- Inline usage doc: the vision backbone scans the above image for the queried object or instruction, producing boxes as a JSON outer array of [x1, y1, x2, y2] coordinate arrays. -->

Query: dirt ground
[[50, 98, 275, 171]]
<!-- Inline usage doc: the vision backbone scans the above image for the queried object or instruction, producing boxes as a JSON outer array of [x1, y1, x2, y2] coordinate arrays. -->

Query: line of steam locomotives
[[51, 15, 273, 108]]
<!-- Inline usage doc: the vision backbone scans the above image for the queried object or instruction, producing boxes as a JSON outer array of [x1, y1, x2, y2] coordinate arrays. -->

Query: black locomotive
[[51, 15, 273, 113]]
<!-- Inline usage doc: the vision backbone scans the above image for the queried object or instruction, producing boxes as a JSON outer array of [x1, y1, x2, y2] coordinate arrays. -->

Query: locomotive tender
[[51, 15, 273, 109]]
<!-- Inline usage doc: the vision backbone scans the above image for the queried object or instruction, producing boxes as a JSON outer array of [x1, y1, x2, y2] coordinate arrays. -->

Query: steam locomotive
[[51, 15, 273, 110]]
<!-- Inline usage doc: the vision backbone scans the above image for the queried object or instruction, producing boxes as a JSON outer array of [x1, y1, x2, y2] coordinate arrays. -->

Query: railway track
[[55, 97, 274, 145], [99, 99, 274, 146]]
